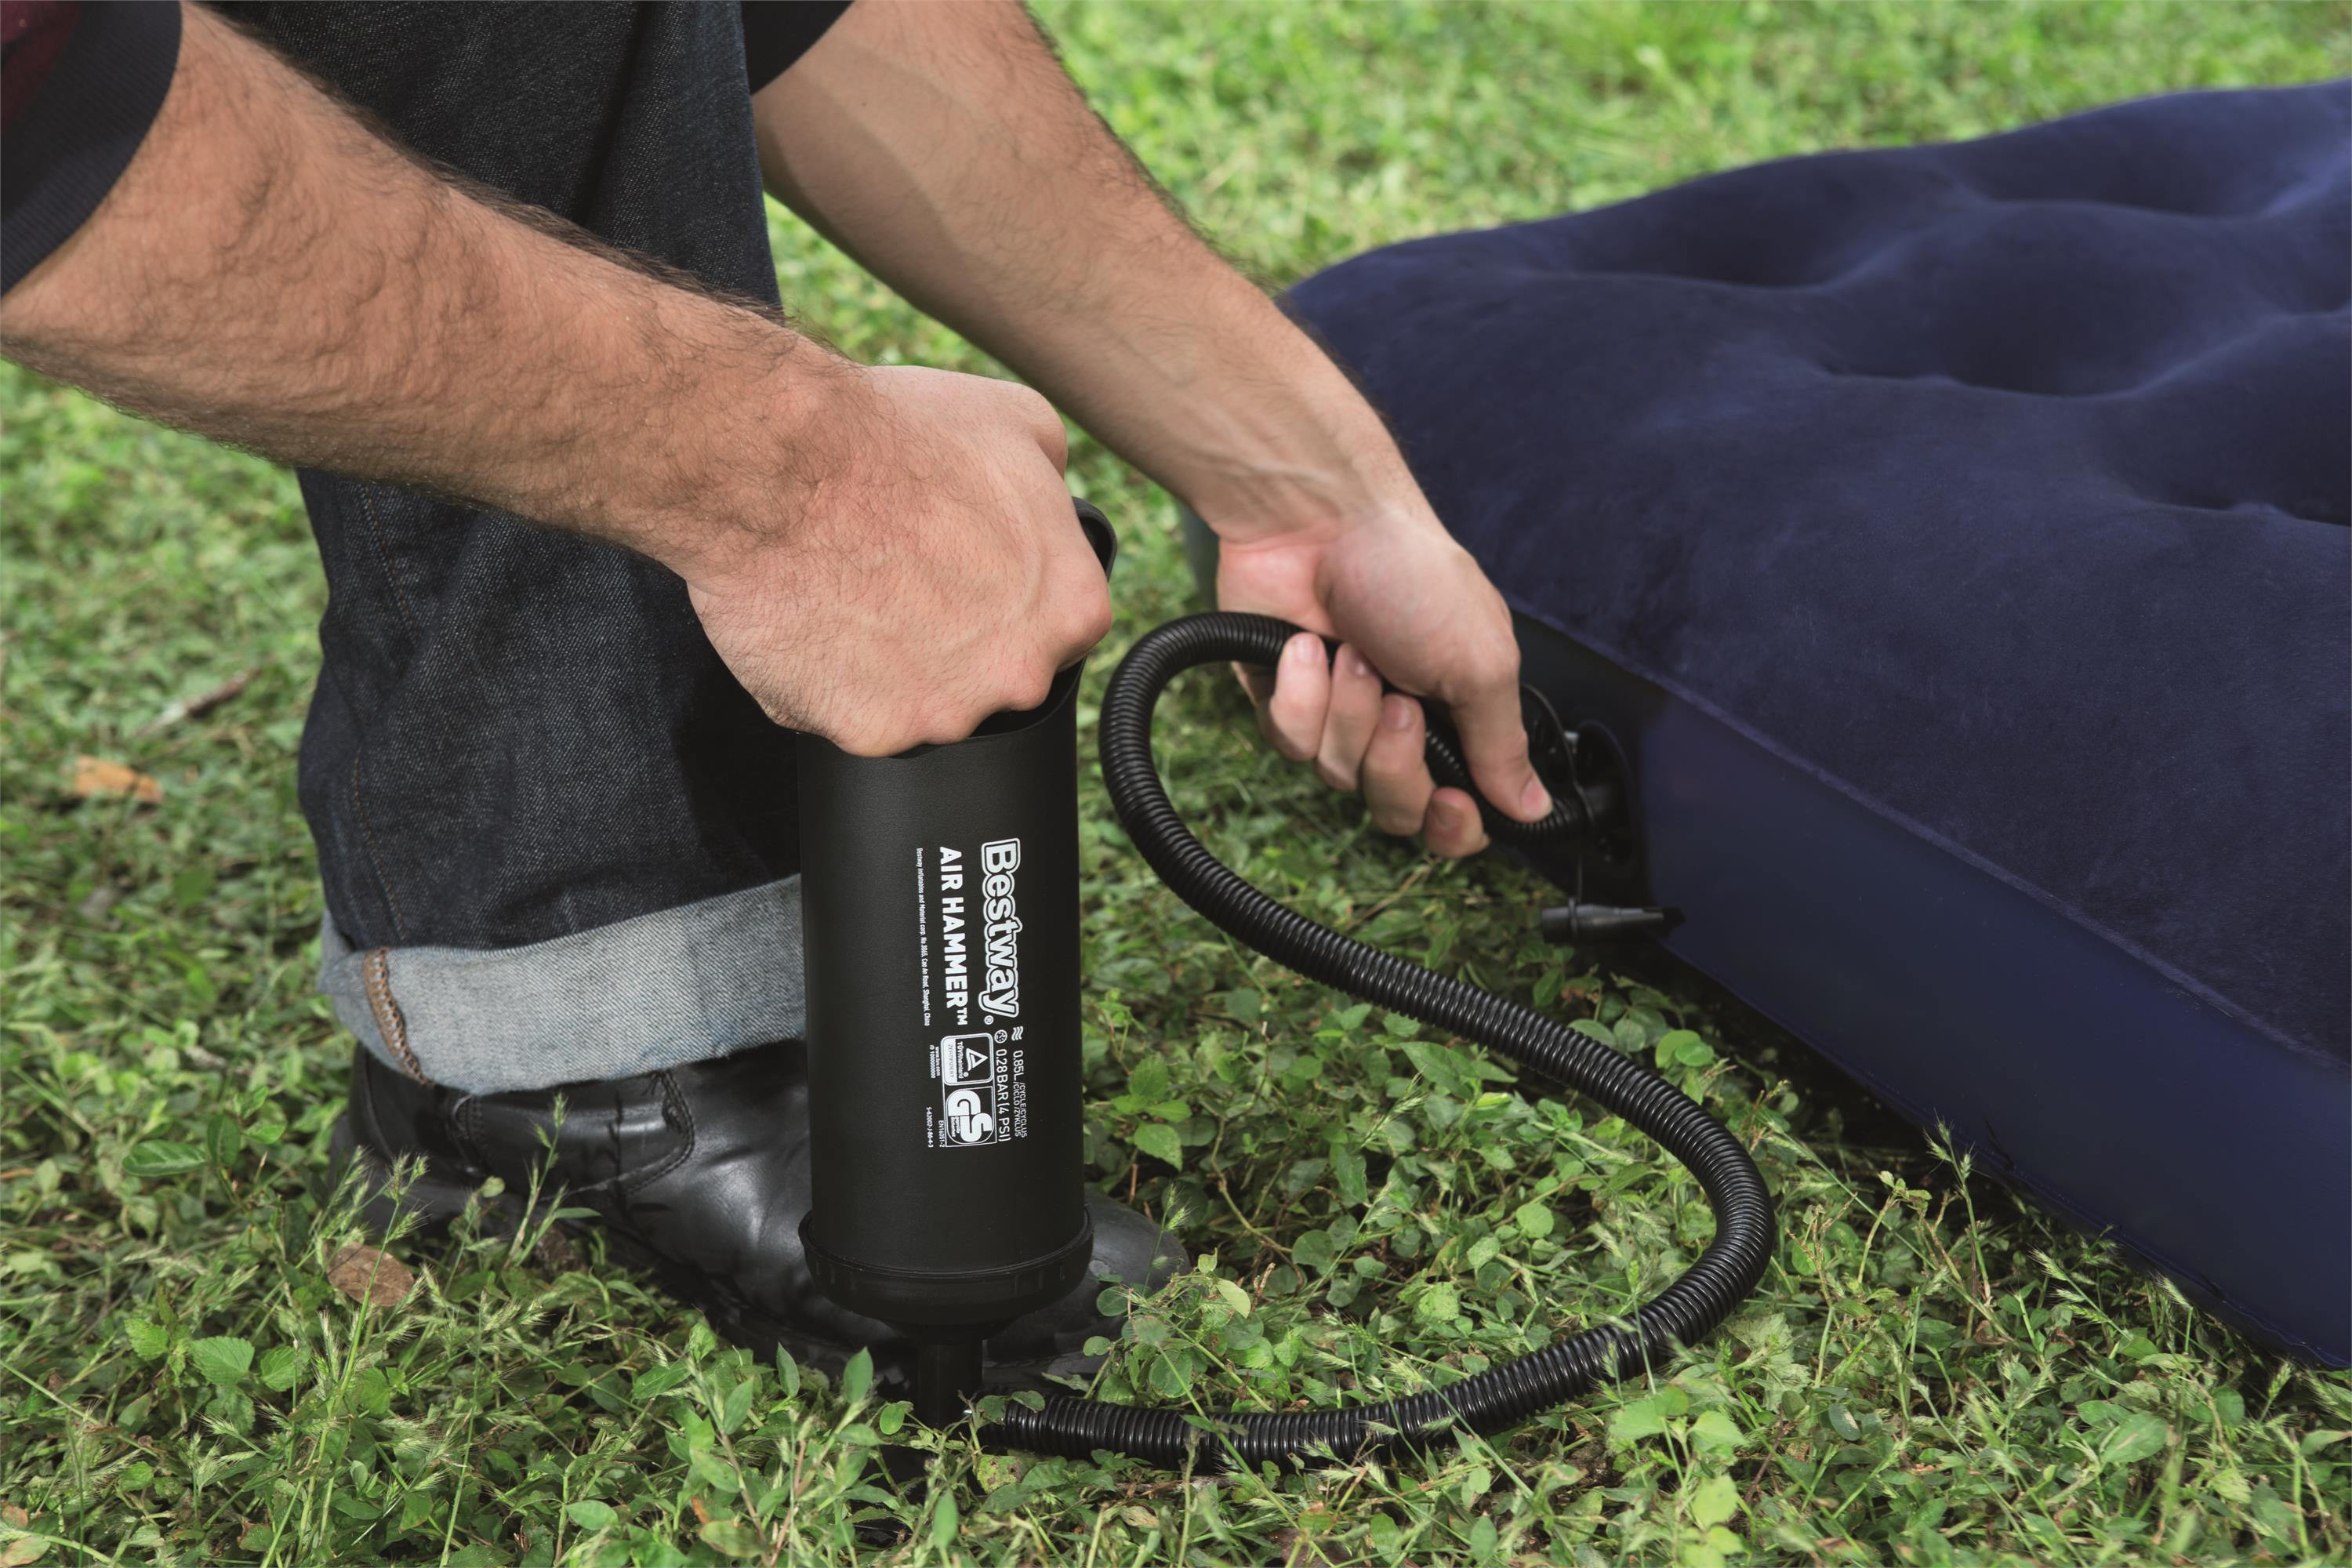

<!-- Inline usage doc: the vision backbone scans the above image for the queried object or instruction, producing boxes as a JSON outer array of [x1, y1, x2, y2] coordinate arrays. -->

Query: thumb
[[1451, 679, 1552, 824]]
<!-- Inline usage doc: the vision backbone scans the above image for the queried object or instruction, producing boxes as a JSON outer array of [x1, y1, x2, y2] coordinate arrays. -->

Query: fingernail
[[1348, 652, 1373, 679], [1288, 633, 1320, 666], [1519, 778, 1553, 818], [1381, 695, 1414, 731]]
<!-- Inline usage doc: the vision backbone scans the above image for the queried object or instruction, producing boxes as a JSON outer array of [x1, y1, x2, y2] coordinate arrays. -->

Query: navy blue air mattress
[[1281, 82, 2350, 1363]]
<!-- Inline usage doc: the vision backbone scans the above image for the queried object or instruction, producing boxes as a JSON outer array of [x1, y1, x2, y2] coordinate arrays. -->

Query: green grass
[[5, 3, 2348, 1563]]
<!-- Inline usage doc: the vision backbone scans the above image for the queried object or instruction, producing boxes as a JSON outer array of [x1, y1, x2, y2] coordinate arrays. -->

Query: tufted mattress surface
[[1282, 81, 2350, 1358], [1291, 81, 2348, 1061]]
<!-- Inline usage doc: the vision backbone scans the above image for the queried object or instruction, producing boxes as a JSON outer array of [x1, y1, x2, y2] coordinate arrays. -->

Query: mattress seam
[[1514, 603, 2345, 1071]]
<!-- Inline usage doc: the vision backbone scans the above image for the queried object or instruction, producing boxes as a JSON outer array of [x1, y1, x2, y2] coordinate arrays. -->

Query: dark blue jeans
[[231, 3, 808, 1089]]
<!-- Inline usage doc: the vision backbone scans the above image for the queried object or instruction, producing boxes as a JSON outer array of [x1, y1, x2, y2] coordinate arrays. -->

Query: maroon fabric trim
[[1, 0, 78, 132]]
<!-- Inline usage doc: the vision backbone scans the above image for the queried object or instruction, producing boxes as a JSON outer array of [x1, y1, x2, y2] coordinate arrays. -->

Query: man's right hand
[[0, 9, 1109, 761], [678, 365, 1111, 757]]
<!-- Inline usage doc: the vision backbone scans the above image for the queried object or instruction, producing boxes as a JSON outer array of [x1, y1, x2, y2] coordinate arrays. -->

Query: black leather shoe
[[328, 1042, 1179, 1392]]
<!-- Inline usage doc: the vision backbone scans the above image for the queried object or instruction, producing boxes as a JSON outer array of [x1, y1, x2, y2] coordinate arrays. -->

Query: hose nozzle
[[1540, 903, 1676, 942]]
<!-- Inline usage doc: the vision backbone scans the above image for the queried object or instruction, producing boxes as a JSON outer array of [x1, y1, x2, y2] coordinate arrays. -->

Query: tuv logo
[[939, 1032, 995, 1087], [936, 1030, 1002, 1145]]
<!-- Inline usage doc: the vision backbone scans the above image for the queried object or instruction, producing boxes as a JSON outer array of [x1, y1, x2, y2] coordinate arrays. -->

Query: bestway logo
[[978, 838, 1022, 1019]]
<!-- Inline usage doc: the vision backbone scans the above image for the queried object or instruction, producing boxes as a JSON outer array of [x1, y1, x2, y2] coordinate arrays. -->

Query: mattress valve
[[1540, 902, 1677, 943]]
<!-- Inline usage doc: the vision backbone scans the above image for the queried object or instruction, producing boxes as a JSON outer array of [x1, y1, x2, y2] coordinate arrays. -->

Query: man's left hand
[[1216, 505, 1548, 859], [753, 0, 1549, 856]]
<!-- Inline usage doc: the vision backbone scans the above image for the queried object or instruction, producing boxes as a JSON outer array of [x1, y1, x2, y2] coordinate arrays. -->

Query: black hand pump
[[795, 501, 1773, 1468]]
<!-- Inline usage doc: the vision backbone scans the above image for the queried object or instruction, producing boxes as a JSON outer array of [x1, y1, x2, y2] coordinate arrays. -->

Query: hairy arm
[[2, 2, 1107, 755], [757, 0, 1550, 847], [2, 3, 824, 568], [754, 0, 1393, 545]]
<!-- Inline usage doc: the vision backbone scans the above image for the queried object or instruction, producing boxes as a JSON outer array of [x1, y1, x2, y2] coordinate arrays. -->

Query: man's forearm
[[1, 3, 843, 577], [754, 0, 1421, 544], [758, 0, 1551, 835]]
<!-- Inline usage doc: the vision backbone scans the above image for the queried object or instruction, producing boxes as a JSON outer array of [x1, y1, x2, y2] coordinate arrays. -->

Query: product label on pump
[[917, 839, 1031, 1149], [935, 1030, 1007, 1145]]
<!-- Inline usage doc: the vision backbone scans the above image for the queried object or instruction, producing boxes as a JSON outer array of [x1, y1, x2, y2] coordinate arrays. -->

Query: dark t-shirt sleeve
[[740, 1, 851, 93], [0, 0, 181, 295]]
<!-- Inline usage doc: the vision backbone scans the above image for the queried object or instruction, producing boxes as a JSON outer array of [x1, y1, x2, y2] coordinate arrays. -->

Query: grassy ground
[[4, 3, 2347, 1564]]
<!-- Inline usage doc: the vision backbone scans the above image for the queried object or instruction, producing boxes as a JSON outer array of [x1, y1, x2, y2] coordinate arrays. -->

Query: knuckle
[[1014, 387, 1066, 446], [1084, 594, 1114, 644], [1472, 654, 1519, 695], [1069, 591, 1113, 650], [924, 705, 982, 746], [984, 655, 1051, 716], [1370, 755, 1427, 801], [1271, 728, 1317, 764], [1484, 728, 1534, 768], [1269, 673, 1321, 720], [1463, 632, 1519, 684], [833, 719, 896, 759]]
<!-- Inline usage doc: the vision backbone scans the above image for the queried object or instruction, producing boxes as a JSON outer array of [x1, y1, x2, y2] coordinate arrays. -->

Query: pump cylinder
[[795, 503, 1111, 1336]]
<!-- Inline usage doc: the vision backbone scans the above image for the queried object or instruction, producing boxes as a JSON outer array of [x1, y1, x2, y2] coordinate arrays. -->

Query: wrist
[[1167, 332, 1438, 547], [631, 324, 873, 586], [1188, 443, 1438, 554]]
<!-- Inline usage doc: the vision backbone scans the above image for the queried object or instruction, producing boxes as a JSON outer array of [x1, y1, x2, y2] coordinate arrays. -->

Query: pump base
[[913, 1340, 986, 1428], [799, 1213, 1097, 1332]]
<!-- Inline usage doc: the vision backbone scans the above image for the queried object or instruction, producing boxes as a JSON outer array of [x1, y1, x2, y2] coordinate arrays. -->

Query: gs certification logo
[[937, 1031, 1003, 1146]]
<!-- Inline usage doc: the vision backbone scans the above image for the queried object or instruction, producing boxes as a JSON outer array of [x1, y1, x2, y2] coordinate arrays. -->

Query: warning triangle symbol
[[964, 1045, 989, 1077]]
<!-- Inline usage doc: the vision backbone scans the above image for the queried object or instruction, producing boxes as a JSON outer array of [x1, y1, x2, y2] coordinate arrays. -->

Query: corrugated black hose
[[994, 612, 1776, 1470]]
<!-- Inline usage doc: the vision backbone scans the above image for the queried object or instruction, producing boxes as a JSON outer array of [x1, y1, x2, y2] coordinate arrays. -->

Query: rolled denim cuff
[[320, 877, 804, 1093]]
